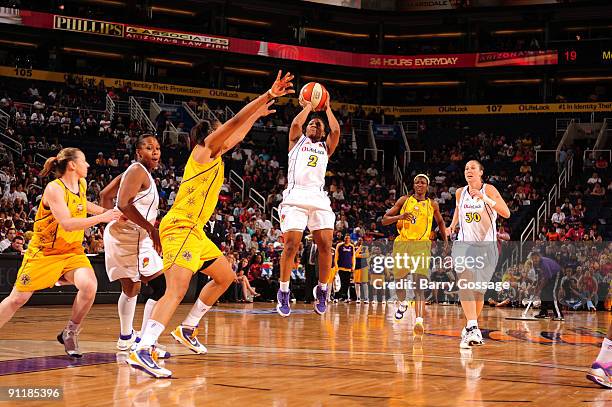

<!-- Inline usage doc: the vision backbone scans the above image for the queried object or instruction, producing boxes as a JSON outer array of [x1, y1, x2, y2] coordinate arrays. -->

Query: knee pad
[[147, 275, 166, 301]]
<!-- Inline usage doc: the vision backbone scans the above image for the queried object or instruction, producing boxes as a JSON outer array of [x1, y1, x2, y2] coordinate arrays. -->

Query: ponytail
[[40, 156, 58, 177], [39, 147, 82, 178]]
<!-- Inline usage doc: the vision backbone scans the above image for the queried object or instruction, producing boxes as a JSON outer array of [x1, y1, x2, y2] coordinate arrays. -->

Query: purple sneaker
[[586, 362, 612, 388], [313, 285, 328, 315], [276, 289, 291, 317]]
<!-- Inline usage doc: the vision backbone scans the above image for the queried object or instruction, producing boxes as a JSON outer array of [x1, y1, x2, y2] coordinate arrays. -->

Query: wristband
[[267, 89, 281, 99], [483, 196, 497, 207]]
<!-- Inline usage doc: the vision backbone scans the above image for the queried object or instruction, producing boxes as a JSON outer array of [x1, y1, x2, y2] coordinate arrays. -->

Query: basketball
[[299, 82, 329, 111]]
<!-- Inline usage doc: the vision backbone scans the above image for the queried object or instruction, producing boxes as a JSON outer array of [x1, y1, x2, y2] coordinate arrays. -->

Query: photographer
[[531, 251, 564, 320]]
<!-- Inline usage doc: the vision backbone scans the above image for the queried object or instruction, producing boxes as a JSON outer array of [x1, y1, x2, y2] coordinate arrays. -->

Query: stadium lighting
[[384, 33, 465, 39], [147, 58, 193, 67], [62, 47, 122, 59], [226, 17, 271, 27], [304, 28, 369, 38]]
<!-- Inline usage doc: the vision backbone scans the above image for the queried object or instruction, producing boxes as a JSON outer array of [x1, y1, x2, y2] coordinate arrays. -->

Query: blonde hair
[[40, 147, 82, 178]]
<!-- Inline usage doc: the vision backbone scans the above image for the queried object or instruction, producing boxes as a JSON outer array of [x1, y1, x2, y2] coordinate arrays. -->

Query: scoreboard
[[558, 43, 612, 65]]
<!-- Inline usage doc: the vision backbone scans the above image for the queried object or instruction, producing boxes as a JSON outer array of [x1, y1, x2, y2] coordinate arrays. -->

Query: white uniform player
[[276, 100, 341, 318], [448, 160, 510, 350], [279, 134, 335, 233], [104, 162, 163, 282]]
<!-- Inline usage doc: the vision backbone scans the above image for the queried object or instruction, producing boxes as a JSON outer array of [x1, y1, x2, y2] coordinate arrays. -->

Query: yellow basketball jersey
[[161, 153, 223, 233], [29, 178, 87, 256], [397, 196, 433, 241]]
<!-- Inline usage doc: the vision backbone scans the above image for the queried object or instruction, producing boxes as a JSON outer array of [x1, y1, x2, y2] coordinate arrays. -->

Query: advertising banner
[[1, 9, 559, 70]]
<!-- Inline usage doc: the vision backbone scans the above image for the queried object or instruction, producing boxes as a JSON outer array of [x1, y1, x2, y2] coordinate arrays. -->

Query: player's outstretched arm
[[221, 101, 277, 155], [205, 70, 294, 157], [290, 103, 313, 147], [45, 182, 121, 231], [381, 196, 410, 226], [324, 99, 341, 156], [99, 174, 122, 209]]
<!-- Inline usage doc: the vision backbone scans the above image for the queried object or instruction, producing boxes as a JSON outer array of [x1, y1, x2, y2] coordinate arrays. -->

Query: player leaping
[[276, 93, 340, 317]]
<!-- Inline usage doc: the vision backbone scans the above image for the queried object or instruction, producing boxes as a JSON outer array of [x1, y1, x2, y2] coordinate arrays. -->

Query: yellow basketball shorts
[[392, 240, 432, 279], [354, 267, 369, 283], [15, 250, 92, 292], [160, 226, 222, 273]]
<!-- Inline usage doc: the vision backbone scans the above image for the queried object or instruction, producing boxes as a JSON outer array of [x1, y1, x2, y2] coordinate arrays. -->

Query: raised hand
[[257, 100, 277, 118], [268, 70, 295, 98]]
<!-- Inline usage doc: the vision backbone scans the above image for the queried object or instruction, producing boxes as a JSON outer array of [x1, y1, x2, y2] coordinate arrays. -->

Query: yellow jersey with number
[[28, 178, 87, 256], [160, 153, 223, 236], [397, 196, 433, 241]]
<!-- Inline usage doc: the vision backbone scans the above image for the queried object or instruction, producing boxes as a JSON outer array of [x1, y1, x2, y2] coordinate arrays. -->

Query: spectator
[[551, 206, 566, 225], [3, 235, 25, 254]]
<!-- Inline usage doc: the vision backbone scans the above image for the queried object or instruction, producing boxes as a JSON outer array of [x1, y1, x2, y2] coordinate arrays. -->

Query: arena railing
[[105, 94, 115, 121], [363, 148, 384, 169], [271, 206, 280, 226], [406, 150, 426, 164], [128, 96, 156, 134], [0, 108, 9, 132], [249, 188, 266, 214], [0, 131, 23, 156], [584, 150, 612, 166], [592, 118, 607, 152], [519, 155, 573, 260], [229, 170, 245, 201], [182, 102, 200, 124]]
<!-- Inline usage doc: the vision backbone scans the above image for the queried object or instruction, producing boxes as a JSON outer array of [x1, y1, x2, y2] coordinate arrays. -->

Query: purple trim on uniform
[[0, 352, 117, 376], [119, 332, 133, 340]]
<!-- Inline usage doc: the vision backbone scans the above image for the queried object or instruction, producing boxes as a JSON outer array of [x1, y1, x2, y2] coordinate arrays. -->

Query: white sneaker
[[460, 327, 484, 349], [117, 331, 138, 351]]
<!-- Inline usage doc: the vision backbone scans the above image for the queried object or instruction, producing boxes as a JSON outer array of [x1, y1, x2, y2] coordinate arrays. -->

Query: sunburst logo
[[143, 257, 150, 268], [182, 251, 192, 262], [19, 274, 30, 286]]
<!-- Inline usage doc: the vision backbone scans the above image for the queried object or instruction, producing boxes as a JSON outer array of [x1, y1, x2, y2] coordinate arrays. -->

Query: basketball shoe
[[130, 337, 171, 359], [460, 326, 484, 349], [394, 301, 408, 321], [117, 330, 138, 351], [127, 347, 171, 378], [57, 328, 82, 358], [276, 289, 291, 317], [313, 285, 328, 315], [171, 325, 207, 354], [586, 362, 612, 388]]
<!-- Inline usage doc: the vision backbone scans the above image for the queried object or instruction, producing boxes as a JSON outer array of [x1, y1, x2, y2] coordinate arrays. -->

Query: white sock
[[319, 282, 328, 290], [118, 292, 138, 337], [596, 338, 612, 364], [280, 281, 290, 293], [416, 317, 424, 324], [139, 319, 164, 348], [467, 319, 478, 329], [182, 299, 212, 327], [66, 320, 80, 332], [140, 299, 157, 336]]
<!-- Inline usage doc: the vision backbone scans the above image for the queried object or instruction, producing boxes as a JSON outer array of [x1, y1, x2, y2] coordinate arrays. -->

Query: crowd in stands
[[0, 78, 609, 309]]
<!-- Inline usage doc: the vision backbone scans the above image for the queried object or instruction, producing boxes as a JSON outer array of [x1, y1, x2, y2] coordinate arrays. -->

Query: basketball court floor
[[0, 303, 610, 406]]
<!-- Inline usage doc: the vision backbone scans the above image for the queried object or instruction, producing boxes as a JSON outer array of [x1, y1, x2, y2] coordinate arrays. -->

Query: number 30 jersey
[[286, 135, 328, 191], [457, 184, 497, 242]]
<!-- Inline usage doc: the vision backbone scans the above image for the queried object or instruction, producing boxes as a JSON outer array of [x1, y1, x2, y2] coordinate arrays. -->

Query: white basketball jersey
[[113, 162, 158, 227], [286, 135, 328, 191], [457, 184, 497, 242]]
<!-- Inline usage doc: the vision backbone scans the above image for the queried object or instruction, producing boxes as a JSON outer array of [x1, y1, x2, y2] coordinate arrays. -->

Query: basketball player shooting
[[276, 85, 340, 317]]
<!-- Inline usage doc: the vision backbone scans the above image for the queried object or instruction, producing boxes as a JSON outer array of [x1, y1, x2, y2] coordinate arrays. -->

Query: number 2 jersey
[[286, 134, 328, 191], [456, 184, 497, 242]]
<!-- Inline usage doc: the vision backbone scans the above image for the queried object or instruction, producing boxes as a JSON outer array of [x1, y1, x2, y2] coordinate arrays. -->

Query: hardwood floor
[[0, 302, 610, 406]]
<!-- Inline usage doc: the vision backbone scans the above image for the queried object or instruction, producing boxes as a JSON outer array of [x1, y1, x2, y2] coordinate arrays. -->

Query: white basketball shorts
[[104, 222, 163, 283], [278, 187, 336, 233]]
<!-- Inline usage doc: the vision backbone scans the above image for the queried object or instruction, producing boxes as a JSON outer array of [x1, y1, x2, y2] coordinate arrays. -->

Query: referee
[[531, 251, 564, 321]]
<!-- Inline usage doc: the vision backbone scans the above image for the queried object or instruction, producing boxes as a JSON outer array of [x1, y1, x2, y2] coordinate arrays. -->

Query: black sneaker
[[534, 313, 549, 319], [552, 316, 565, 321]]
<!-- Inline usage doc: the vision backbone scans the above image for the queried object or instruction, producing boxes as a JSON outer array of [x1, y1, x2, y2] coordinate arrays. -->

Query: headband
[[414, 174, 430, 185]]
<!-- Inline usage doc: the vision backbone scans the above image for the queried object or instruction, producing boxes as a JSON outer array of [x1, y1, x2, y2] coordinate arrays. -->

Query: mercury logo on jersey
[[301, 146, 326, 155]]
